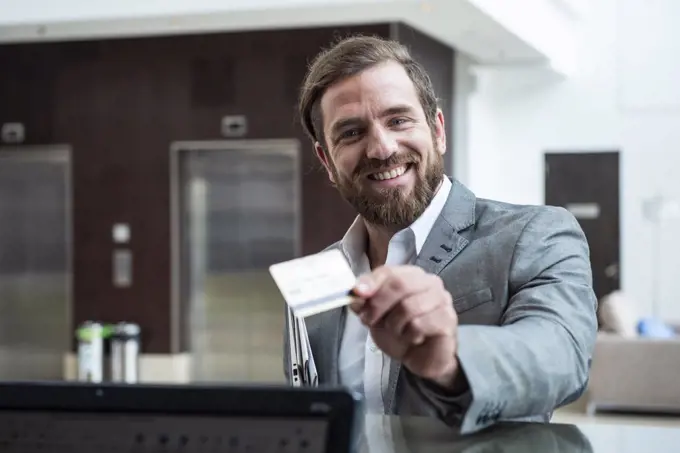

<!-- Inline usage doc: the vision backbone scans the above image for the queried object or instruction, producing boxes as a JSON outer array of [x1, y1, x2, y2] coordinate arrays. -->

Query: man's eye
[[340, 129, 360, 139], [390, 118, 408, 126]]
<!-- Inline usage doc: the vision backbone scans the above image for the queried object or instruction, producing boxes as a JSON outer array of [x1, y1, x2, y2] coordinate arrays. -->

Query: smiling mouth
[[367, 164, 412, 181]]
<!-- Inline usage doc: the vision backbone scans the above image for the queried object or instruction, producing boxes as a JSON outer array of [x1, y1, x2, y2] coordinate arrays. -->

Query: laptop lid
[[0, 381, 360, 453]]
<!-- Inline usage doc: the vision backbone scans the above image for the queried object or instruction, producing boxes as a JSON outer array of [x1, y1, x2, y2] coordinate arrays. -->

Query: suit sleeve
[[405, 206, 598, 433]]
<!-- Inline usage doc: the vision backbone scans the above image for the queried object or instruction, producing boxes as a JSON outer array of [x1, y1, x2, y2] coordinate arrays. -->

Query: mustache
[[355, 153, 420, 178]]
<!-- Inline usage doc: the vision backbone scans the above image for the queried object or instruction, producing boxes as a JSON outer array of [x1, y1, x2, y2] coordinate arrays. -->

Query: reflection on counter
[[354, 415, 593, 453]]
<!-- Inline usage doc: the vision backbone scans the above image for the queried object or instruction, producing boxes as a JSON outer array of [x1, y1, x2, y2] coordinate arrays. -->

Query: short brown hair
[[298, 35, 439, 149]]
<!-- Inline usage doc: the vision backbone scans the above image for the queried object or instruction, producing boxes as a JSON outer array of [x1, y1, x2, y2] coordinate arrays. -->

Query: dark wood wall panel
[[0, 47, 59, 144], [0, 23, 455, 354]]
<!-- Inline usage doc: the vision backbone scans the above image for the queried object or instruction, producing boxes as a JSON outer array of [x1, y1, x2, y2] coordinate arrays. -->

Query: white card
[[269, 249, 357, 317]]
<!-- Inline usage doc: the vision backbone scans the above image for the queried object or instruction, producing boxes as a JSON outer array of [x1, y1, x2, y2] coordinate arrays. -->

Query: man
[[284, 35, 597, 434]]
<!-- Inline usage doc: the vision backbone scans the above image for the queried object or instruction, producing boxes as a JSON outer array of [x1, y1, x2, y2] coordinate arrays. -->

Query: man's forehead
[[320, 62, 420, 124]]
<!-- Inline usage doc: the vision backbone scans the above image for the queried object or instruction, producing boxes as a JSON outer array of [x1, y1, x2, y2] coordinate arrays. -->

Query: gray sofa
[[586, 329, 680, 415]]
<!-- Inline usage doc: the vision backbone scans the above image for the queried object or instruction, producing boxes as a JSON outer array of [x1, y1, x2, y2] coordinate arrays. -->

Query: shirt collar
[[340, 176, 452, 264], [409, 176, 452, 253]]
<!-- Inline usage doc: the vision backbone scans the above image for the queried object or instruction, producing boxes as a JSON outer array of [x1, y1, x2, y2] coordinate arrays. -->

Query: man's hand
[[350, 265, 460, 389]]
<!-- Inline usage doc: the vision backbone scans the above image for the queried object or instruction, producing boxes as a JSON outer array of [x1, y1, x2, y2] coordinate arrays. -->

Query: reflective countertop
[[354, 415, 680, 453]]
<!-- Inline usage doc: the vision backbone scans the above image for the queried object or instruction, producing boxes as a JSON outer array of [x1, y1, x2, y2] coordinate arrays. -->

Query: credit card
[[269, 249, 358, 317]]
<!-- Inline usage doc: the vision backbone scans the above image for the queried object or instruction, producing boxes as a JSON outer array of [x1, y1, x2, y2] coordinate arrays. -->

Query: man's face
[[315, 61, 447, 229]]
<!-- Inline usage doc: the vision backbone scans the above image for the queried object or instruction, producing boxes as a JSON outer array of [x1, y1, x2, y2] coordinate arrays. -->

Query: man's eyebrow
[[330, 117, 363, 136], [381, 105, 416, 117]]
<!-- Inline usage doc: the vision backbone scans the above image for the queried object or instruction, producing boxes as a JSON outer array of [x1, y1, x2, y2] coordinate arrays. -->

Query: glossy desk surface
[[355, 415, 680, 453]]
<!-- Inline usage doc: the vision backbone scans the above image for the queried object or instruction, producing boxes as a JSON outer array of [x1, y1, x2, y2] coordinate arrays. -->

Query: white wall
[[468, 0, 580, 74], [465, 0, 680, 321], [452, 52, 477, 185]]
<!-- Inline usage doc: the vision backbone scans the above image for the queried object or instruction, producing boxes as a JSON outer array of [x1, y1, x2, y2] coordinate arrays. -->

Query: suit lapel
[[318, 307, 344, 385], [385, 178, 477, 412]]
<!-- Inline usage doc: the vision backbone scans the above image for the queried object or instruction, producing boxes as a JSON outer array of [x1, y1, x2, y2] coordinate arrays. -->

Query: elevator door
[[175, 140, 300, 382], [0, 146, 72, 379]]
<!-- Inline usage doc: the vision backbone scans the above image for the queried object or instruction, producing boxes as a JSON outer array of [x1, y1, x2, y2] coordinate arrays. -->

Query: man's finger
[[402, 305, 456, 345], [362, 272, 439, 326], [348, 298, 366, 314], [382, 289, 441, 336], [352, 265, 393, 298], [352, 265, 425, 299]]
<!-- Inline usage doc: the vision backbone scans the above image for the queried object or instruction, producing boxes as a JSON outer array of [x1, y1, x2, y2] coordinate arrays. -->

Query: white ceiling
[[0, 0, 563, 68]]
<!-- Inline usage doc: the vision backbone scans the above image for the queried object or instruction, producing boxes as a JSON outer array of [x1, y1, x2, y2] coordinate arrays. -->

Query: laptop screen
[[0, 382, 359, 453], [0, 410, 329, 452]]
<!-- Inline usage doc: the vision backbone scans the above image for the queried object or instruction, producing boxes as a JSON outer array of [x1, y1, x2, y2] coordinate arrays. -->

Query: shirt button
[[369, 344, 378, 353]]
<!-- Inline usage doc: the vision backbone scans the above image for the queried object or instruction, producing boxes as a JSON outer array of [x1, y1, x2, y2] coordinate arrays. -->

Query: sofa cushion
[[598, 290, 638, 338]]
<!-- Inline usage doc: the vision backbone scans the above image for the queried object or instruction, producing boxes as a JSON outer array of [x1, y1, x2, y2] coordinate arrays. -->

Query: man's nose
[[365, 126, 398, 161]]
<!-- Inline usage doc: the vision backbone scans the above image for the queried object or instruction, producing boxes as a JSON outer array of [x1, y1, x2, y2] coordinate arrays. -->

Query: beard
[[330, 141, 444, 230]]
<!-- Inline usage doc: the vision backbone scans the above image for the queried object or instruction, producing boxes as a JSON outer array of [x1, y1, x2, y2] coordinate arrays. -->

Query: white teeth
[[372, 166, 407, 181]]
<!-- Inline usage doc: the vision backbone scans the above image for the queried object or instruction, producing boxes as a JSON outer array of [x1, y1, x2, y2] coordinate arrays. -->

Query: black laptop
[[0, 381, 360, 453]]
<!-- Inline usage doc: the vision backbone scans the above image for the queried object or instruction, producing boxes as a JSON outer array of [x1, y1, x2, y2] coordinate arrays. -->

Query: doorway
[[0, 145, 72, 379], [171, 139, 300, 383], [544, 151, 620, 301]]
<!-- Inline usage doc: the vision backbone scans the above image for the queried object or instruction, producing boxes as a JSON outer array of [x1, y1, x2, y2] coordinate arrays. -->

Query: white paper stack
[[286, 306, 318, 387]]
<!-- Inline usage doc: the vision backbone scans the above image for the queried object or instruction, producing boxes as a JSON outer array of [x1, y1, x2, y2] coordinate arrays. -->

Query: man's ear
[[434, 109, 447, 155], [314, 141, 336, 184]]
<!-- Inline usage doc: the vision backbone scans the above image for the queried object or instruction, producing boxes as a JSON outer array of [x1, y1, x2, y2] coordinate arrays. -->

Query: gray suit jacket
[[283, 178, 598, 434]]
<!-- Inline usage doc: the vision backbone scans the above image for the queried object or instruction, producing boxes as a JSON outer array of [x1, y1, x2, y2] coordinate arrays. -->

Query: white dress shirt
[[338, 177, 452, 413]]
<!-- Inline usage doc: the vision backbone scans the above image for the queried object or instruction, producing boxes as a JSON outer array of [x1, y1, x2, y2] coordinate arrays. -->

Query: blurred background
[[0, 0, 679, 425]]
